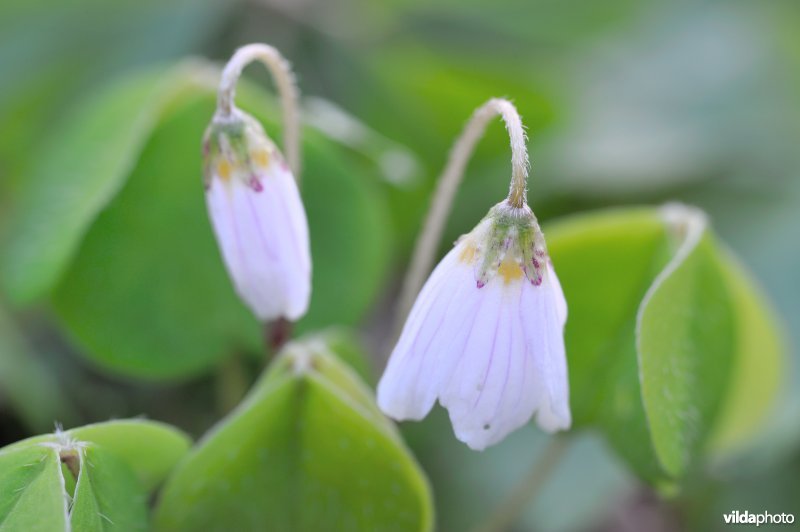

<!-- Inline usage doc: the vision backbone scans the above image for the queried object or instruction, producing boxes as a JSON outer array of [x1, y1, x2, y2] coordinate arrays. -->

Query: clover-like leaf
[[2, 61, 391, 380], [3, 419, 191, 493], [154, 331, 433, 532], [0, 418, 186, 530], [707, 251, 784, 454], [0, 444, 68, 530], [67, 419, 192, 492], [68, 444, 148, 531], [1, 62, 217, 304], [636, 205, 735, 477], [546, 204, 782, 484]]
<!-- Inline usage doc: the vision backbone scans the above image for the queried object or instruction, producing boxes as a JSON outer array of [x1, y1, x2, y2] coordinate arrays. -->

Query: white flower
[[378, 200, 570, 450], [203, 110, 311, 321]]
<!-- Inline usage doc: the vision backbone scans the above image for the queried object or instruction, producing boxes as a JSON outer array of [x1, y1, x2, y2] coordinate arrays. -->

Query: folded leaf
[[155, 332, 433, 532], [0, 445, 68, 530], [546, 204, 782, 484], [637, 205, 735, 477], [0, 419, 184, 531], [2, 419, 191, 493]]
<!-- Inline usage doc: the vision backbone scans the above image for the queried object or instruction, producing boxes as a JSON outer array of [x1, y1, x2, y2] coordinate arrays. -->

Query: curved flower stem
[[392, 98, 529, 338], [472, 436, 570, 532], [217, 43, 301, 177]]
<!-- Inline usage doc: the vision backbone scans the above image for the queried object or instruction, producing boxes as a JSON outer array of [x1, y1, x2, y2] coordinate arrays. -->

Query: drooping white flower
[[378, 98, 570, 450], [203, 109, 311, 321], [378, 201, 569, 450]]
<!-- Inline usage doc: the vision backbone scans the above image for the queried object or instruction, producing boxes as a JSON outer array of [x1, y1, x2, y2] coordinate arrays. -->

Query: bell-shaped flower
[[377, 98, 570, 450], [203, 109, 311, 321]]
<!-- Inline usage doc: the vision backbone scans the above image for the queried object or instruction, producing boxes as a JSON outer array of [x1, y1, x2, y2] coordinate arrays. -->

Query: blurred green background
[[1, 0, 799, 530]]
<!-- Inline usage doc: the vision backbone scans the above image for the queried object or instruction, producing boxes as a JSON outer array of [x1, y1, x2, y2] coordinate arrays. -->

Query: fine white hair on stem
[[392, 98, 530, 339], [217, 43, 301, 177]]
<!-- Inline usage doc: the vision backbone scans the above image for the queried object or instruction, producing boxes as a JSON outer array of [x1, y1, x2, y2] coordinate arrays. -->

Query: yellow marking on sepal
[[217, 160, 233, 181], [459, 242, 477, 264], [252, 149, 270, 168], [498, 257, 523, 284]]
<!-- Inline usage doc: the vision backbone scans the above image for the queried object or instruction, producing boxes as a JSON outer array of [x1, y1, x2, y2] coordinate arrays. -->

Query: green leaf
[[636, 206, 735, 477], [69, 444, 148, 531], [49, 82, 260, 379], [5, 61, 392, 379], [0, 445, 68, 531], [707, 251, 784, 454], [547, 204, 776, 483], [68, 420, 192, 492], [547, 207, 672, 481], [294, 135, 392, 336], [314, 328, 376, 386], [0, 436, 150, 531], [154, 333, 433, 532], [3, 419, 191, 493], [1, 62, 217, 304]]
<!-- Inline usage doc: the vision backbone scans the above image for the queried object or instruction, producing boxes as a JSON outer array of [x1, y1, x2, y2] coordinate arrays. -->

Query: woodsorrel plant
[[0, 40, 783, 532]]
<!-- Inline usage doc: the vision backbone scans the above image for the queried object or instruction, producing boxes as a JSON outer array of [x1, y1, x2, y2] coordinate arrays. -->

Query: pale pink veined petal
[[247, 163, 311, 320], [439, 277, 509, 450], [205, 163, 311, 322], [377, 241, 477, 420], [522, 265, 571, 432], [203, 108, 312, 323], [378, 204, 571, 451]]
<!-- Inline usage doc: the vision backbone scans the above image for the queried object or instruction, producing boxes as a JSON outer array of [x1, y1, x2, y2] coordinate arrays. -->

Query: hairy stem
[[217, 43, 301, 177], [391, 98, 530, 339]]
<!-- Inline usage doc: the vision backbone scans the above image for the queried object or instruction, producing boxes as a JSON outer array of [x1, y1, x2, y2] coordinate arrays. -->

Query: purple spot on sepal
[[533, 276, 543, 286], [532, 258, 540, 269], [476, 280, 486, 289], [249, 175, 264, 192]]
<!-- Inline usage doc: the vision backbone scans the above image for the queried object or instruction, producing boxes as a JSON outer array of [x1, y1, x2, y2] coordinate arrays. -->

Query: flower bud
[[203, 109, 311, 321]]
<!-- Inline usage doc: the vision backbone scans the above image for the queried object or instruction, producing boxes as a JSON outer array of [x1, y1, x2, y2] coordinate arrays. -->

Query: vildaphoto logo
[[723, 510, 795, 526]]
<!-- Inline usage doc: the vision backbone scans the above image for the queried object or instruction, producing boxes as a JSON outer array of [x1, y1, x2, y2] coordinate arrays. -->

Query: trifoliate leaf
[[546, 204, 782, 484], [154, 332, 433, 532]]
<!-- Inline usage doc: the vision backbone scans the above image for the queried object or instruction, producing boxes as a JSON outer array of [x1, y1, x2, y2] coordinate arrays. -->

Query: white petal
[[521, 268, 571, 432], [251, 163, 312, 320], [206, 178, 246, 291], [207, 177, 280, 318], [379, 241, 571, 450], [546, 262, 568, 325], [229, 179, 285, 319], [440, 280, 533, 450], [205, 167, 311, 322], [378, 242, 480, 420]]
